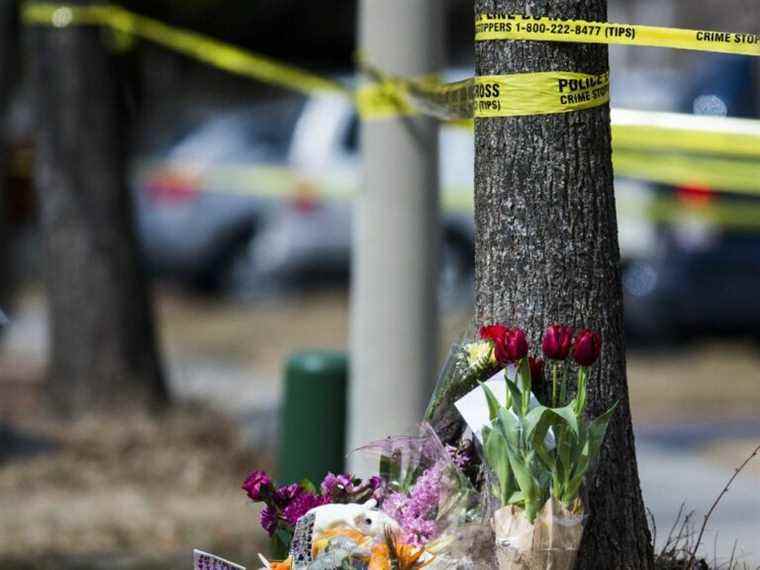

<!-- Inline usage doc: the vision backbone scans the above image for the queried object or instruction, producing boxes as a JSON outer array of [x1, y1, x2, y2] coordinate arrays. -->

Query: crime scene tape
[[20, 2, 760, 202], [613, 151, 760, 197], [357, 63, 610, 120], [22, 3, 349, 98], [611, 109, 760, 159], [475, 14, 760, 57], [23, 3, 612, 121]]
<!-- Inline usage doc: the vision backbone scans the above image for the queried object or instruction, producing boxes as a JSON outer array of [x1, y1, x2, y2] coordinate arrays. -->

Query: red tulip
[[503, 328, 529, 362], [542, 324, 574, 360], [573, 329, 602, 367], [480, 324, 508, 344], [529, 356, 545, 384], [480, 323, 509, 363]]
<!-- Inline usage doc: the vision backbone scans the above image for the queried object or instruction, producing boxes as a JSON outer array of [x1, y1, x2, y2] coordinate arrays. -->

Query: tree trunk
[[473, 1, 654, 568], [0, 0, 18, 314], [30, 0, 168, 415]]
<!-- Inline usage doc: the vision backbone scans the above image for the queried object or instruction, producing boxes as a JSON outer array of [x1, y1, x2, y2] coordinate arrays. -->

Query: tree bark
[[473, 1, 654, 568], [30, 0, 168, 415]]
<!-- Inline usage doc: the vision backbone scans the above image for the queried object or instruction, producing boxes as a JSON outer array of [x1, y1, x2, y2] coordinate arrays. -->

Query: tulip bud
[[503, 328, 529, 362], [479, 324, 508, 344], [542, 324, 574, 360], [572, 329, 602, 367], [528, 356, 544, 384], [480, 323, 509, 363]]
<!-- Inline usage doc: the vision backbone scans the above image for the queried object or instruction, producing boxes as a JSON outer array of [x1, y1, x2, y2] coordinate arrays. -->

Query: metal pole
[[348, 0, 443, 474]]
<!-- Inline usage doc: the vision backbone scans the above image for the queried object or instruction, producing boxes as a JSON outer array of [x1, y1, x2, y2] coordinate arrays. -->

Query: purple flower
[[381, 460, 444, 546], [446, 444, 467, 469], [273, 483, 302, 507], [320, 472, 353, 496], [242, 470, 272, 502], [368, 476, 382, 490], [259, 505, 277, 536], [282, 492, 330, 525]]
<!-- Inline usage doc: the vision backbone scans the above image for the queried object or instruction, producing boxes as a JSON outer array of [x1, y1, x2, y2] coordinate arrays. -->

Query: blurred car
[[618, 55, 760, 341], [134, 89, 476, 304], [135, 59, 760, 337]]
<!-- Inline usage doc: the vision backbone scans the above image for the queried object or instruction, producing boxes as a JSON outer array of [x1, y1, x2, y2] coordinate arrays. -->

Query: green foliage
[[479, 359, 617, 523]]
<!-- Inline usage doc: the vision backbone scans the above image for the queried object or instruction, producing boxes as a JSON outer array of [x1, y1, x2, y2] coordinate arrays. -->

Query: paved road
[[637, 438, 760, 567]]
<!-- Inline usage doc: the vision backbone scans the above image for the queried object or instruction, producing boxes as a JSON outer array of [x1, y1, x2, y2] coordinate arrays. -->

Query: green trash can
[[279, 350, 348, 485]]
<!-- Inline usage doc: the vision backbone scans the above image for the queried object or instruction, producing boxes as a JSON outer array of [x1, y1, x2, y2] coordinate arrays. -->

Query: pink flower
[[242, 470, 272, 502], [381, 460, 444, 546], [282, 492, 330, 525]]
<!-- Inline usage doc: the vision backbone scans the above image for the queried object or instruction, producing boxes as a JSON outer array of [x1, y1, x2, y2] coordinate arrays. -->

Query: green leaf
[[524, 406, 555, 471], [549, 403, 581, 438], [516, 357, 531, 395], [586, 403, 617, 464], [504, 378, 524, 416], [484, 428, 514, 504], [480, 382, 502, 422], [299, 478, 317, 495], [507, 446, 536, 502], [507, 490, 525, 505], [496, 408, 522, 451], [557, 425, 576, 481], [563, 404, 617, 503]]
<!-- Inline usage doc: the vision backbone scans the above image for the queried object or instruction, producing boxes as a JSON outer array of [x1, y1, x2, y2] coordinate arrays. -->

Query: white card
[[454, 366, 543, 444], [193, 549, 246, 570]]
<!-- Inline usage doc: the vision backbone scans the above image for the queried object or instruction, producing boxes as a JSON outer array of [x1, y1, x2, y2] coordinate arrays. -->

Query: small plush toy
[[289, 500, 400, 569]]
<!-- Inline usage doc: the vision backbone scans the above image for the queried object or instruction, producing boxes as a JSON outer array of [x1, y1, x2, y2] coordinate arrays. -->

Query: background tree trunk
[[30, 0, 168, 415], [0, 0, 18, 316], [473, 1, 654, 568]]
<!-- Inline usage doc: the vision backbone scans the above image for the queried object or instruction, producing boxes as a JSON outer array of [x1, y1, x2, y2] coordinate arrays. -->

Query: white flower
[[464, 341, 495, 370]]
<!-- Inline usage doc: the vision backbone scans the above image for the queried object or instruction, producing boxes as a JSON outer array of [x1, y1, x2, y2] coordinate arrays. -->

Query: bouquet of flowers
[[445, 323, 615, 570], [243, 429, 480, 569], [197, 321, 615, 570]]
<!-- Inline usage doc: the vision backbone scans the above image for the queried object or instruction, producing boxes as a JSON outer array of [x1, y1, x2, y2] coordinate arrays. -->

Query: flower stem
[[551, 362, 558, 407], [560, 364, 568, 405], [575, 367, 588, 416]]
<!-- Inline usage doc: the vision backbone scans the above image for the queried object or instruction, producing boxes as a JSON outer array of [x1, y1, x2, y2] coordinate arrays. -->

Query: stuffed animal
[[289, 500, 401, 569]]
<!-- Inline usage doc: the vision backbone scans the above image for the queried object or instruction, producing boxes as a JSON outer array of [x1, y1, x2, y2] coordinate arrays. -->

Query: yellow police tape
[[613, 151, 760, 197], [20, 2, 760, 203], [611, 124, 760, 159], [23, 3, 611, 120], [22, 3, 349, 98], [475, 14, 760, 57], [356, 68, 610, 120]]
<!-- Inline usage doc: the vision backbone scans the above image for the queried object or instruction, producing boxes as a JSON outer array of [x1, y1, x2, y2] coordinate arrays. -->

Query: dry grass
[[0, 405, 270, 566]]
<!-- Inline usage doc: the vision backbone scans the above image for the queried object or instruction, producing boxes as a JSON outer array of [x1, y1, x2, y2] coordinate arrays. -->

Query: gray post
[[348, 0, 443, 472]]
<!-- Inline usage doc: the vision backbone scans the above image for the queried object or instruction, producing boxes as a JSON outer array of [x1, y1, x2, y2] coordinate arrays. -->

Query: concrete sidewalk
[[638, 440, 760, 566]]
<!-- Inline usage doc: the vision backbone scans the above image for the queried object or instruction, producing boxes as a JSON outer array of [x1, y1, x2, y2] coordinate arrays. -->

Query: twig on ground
[[686, 443, 760, 570]]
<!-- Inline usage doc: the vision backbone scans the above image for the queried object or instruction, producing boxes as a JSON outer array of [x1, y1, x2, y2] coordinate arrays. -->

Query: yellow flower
[[465, 341, 495, 370]]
